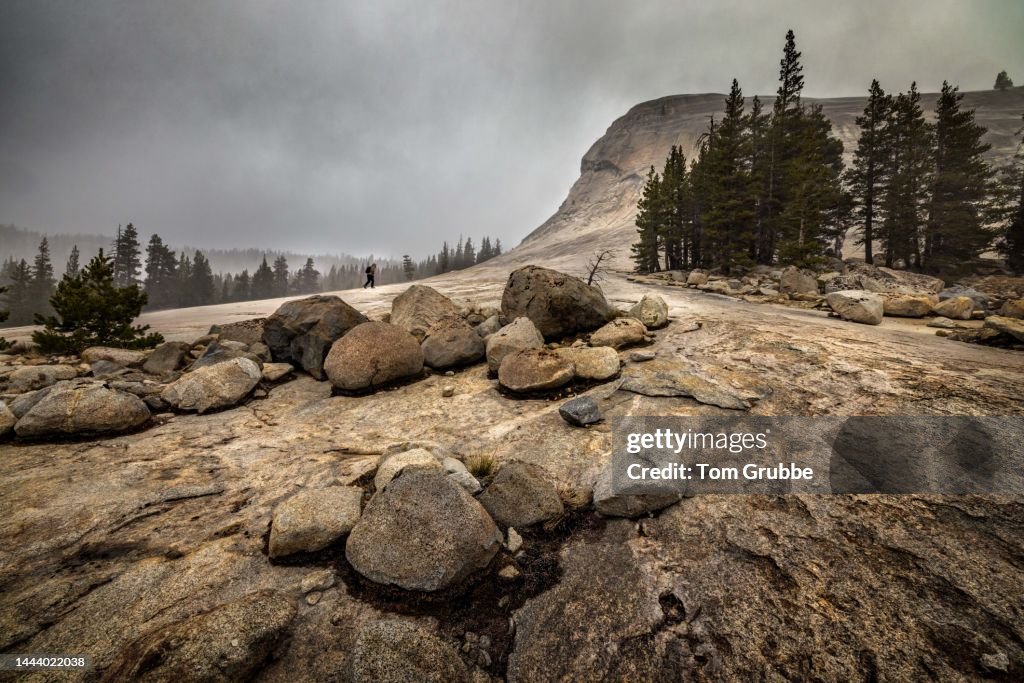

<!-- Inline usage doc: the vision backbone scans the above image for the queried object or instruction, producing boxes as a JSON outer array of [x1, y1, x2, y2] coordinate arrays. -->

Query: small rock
[[882, 294, 936, 318], [268, 486, 363, 558], [998, 299, 1024, 319], [628, 294, 669, 329], [261, 362, 294, 381], [499, 565, 521, 580], [89, 359, 128, 378], [629, 350, 656, 362], [161, 357, 262, 413], [589, 318, 647, 349], [932, 296, 974, 320], [477, 461, 564, 528], [506, 527, 523, 553], [979, 651, 1009, 674], [300, 569, 336, 594], [142, 341, 191, 375], [441, 385, 455, 397], [686, 270, 708, 286], [305, 591, 322, 606], [559, 396, 602, 427], [593, 465, 681, 518], [475, 314, 503, 338], [927, 316, 962, 329], [80, 346, 147, 367], [779, 267, 819, 295]]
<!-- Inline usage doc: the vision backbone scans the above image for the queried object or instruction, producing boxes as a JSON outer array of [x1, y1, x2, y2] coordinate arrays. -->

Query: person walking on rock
[[363, 262, 377, 289]]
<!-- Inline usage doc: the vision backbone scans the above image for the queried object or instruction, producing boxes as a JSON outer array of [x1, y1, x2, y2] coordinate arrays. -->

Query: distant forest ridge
[[0, 224, 412, 274]]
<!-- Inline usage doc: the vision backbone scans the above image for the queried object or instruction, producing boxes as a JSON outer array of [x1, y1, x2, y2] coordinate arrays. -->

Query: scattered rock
[[261, 362, 294, 381], [90, 359, 127, 378], [506, 527, 523, 553], [421, 316, 485, 369], [619, 366, 752, 410], [501, 265, 612, 340], [589, 318, 647, 349], [346, 467, 502, 591], [882, 294, 936, 318], [103, 591, 295, 682], [629, 350, 656, 363], [374, 448, 443, 491], [485, 317, 545, 373], [189, 341, 263, 371], [0, 401, 15, 437], [498, 349, 574, 393], [825, 290, 884, 325], [324, 322, 424, 392], [593, 465, 681, 518], [477, 462, 565, 528], [268, 486, 363, 558], [628, 294, 669, 329], [926, 317, 964, 329], [80, 347, 147, 367], [442, 458, 482, 494], [390, 285, 459, 341], [300, 569, 336, 594], [984, 315, 1024, 342], [938, 284, 988, 308], [347, 620, 469, 683], [998, 299, 1024, 319], [263, 295, 368, 379], [142, 341, 191, 375], [15, 384, 150, 437], [213, 319, 266, 346], [441, 385, 455, 398], [558, 396, 602, 427], [499, 565, 520, 580], [686, 271, 709, 286], [779, 267, 819, 295], [161, 357, 262, 413], [475, 314, 503, 338], [554, 346, 620, 381], [6, 364, 78, 392], [932, 296, 975, 320]]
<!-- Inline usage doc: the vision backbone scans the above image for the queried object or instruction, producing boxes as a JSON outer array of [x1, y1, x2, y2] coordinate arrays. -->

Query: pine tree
[[848, 80, 893, 264], [33, 249, 163, 354], [296, 258, 320, 293], [438, 242, 450, 273], [234, 270, 251, 301], [463, 237, 476, 267], [880, 83, 933, 268], [177, 253, 194, 307], [251, 256, 275, 299], [493, 239, 502, 255], [0, 285, 9, 350], [747, 95, 773, 263], [454, 238, 465, 270], [65, 245, 81, 278], [402, 255, 415, 281], [191, 251, 215, 305], [30, 237, 56, 316], [272, 255, 290, 297], [4, 260, 34, 325], [144, 234, 179, 309], [658, 146, 690, 270], [995, 114, 1024, 272], [922, 82, 993, 273], [631, 167, 663, 272], [994, 71, 1014, 91], [112, 223, 142, 288]]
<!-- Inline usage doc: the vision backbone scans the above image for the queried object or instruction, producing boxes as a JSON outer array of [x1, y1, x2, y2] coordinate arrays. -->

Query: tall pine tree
[[848, 80, 892, 264], [880, 83, 932, 268], [631, 167, 663, 272]]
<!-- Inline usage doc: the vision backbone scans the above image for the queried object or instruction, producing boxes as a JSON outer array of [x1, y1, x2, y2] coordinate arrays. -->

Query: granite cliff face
[[500, 87, 1024, 271]]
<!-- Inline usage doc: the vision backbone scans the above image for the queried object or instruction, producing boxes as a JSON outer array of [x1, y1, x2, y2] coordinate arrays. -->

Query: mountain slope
[[501, 86, 1024, 272]]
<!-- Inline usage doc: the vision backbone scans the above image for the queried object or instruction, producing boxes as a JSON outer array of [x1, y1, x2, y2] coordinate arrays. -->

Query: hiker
[[363, 262, 377, 289]]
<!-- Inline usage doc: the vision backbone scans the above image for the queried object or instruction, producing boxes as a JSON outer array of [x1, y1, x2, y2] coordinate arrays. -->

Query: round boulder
[[554, 346, 620, 381], [421, 316, 485, 370], [998, 299, 1024, 319], [589, 318, 647, 349], [500, 265, 612, 340], [6, 364, 78, 393], [345, 467, 502, 591], [161, 357, 262, 413], [932, 296, 975, 321], [825, 290, 884, 325], [142, 341, 191, 375], [779, 267, 819, 295], [883, 294, 937, 318], [374, 448, 443, 490], [348, 620, 469, 683], [485, 317, 544, 373], [324, 322, 424, 391], [269, 486, 363, 558], [498, 349, 574, 392], [628, 294, 669, 329], [263, 295, 368, 379], [477, 461, 565, 528], [14, 384, 150, 437], [390, 285, 459, 341]]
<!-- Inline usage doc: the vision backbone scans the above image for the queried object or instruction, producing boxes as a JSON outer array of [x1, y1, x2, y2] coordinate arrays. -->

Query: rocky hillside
[[501, 87, 1024, 272]]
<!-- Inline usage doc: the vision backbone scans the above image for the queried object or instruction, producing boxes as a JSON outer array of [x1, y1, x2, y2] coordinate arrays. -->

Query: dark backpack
[[365, 266, 373, 274]]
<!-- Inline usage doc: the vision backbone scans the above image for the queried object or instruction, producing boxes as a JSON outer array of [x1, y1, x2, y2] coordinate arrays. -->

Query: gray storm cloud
[[1, 0, 1021, 257]]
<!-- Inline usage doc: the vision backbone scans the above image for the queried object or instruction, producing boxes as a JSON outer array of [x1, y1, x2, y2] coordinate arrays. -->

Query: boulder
[[927, 317, 964, 329], [103, 592, 295, 682], [261, 362, 294, 381], [984, 316, 1024, 343], [825, 290, 884, 325], [324, 322, 424, 391], [189, 341, 263, 371], [883, 294, 936, 318], [485, 317, 545, 373], [554, 346, 620, 381], [498, 349, 574, 392], [268, 486, 363, 558], [593, 466, 681, 518], [142, 341, 191, 375], [500, 265, 612, 340], [14, 384, 150, 437], [263, 295, 368, 379], [589, 318, 647, 349], [390, 285, 459, 341], [939, 284, 989, 308], [6, 364, 78, 393], [0, 401, 15, 437], [80, 347, 147, 367], [347, 620, 469, 683], [779, 267, 819, 295], [345, 467, 502, 591], [477, 462, 565, 528], [89, 360, 128, 379], [420, 316, 485, 369], [686, 271, 709, 286], [998, 299, 1024, 319], [211, 318, 266, 346], [249, 341, 272, 362], [932, 296, 974, 320], [558, 396, 602, 427], [475, 314, 503, 338], [8, 386, 53, 419], [161, 357, 262, 413], [842, 262, 945, 294], [628, 295, 669, 329], [374, 448, 443, 491]]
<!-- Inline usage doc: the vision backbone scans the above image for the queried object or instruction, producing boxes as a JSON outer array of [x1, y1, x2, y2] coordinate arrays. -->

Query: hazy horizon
[[2, 1, 1022, 257]]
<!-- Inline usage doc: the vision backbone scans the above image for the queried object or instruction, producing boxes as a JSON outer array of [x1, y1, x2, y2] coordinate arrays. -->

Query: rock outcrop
[[348, 621, 469, 683], [501, 266, 611, 340], [263, 295, 368, 379]]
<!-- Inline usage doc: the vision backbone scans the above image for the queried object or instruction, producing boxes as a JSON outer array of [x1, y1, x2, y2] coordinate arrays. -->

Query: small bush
[[465, 452, 498, 479]]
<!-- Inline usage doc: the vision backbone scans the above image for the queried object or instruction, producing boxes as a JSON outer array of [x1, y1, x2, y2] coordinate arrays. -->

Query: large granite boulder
[[420, 316, 485, 369], [589, 318, 647, 349], [80, 347, 148, 367], [477, 462, 565, 528], [268, 486, 363, 558], [0, 401, 16, 437], [347, 620, 469, 683], [628, 294, 669, 329], [142, 341, 191, 375], [939, 284, 989, 308], [14, 384, 150, 437], [161, 357, 262, 413], [825, 290, 884, 325], [985, 316, 1024, 342], [779, 267, 819, 295], [263, 295, 368, 379], [5, 364, 78, 393], [592, 465, 681, 518], [501, 265, 612, 340], [498, 349, 575, 393], [554, 346, 620, 381], [932, 296, 975, 320], [324, 322, 424, 391], [882, 294, 937, 318], [390, 285, 459, 341], [828, 262, 945, 295], [485, 317, 544, 373], [999, 299, 1024, 319], [346, 467, 502, 591]]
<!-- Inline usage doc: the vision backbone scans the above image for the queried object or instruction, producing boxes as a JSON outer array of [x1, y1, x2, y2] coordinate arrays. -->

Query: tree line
[[632, 30, 1024, 276]]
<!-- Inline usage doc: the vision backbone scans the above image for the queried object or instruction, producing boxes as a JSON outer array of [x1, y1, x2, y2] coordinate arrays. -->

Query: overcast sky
[[2, 1, 1022, 258]]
